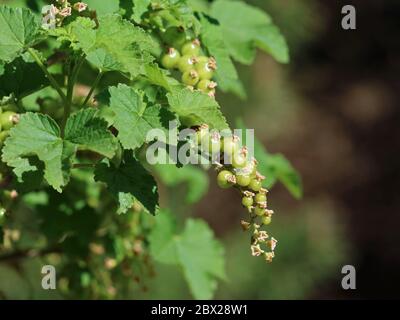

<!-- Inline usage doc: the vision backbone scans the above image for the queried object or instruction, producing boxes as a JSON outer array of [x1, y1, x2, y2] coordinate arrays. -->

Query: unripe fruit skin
[[222, 136, 240, 157], [206, 134, 221, 155], [178, 55, 197, 73], [161, 49, 181, 69], [242, 196, 253, 208], [0, 111, 17, 131], [181, 40, 201, 56], [232, 152, 247, 169], [217, 170, 234, 189], [196, 62, 214, 80], [182, 70, 200, 86], [236, 174, 251, 187], [255, 193, 267, 204], [195, 127, 209, 145], [249, 179, 262, 192], [255, 206, 265, 216], [262, 215, 272, 225]]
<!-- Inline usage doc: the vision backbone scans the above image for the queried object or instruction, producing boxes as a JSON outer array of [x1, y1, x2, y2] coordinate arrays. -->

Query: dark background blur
[[149, 0, 400, 299]]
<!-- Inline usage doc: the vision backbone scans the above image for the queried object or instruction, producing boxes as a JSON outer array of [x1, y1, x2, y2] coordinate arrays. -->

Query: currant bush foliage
[[0, 0, 301, 299]]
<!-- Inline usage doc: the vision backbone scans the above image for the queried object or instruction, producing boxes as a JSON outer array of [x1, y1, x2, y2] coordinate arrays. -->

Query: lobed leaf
[[94, 154, 159, 215], [2, 111, 117, 192], [0, 6, 43, 63], [210, 0, 289, 64], [149, 210, 226, 299], [167, 87, 229, 130]]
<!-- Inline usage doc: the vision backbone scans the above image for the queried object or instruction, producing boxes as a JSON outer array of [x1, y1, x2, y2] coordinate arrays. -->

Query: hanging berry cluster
[[193, 125, 277, 263], [0, 105, 20, 229], [161, 39, 218, 98]]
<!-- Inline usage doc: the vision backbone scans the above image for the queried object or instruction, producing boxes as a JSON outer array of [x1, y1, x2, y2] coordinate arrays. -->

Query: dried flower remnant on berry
[[74, 2, 88, 12]]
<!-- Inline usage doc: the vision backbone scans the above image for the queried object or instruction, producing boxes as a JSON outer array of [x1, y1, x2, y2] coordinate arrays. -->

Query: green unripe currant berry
[[0, 111, 19, 131], [182, 70, 200, 86], [0, 207, 5, 226], [0, 131, 9, 148], [255, 192, 267, 204], [222, 135, 240, 157], [195, 124, 209, 145], [181, 39, 201, 56], [249, 178, 262, 192], [241, 196, 253, 208], [197, 56, 209, 65], [236, 174, 251, 187], [262, 215, 272, 225], [162, 27, 187, 49], [178, 55, 198, 73], [207, 131, 221, 155], [217, 170, 235, 189], [232, 151, 248, 169], [195, 57, 217, 80], [197, 79, 217, 94], [161, 48, 181, 69], [255, 205, 265, 216]]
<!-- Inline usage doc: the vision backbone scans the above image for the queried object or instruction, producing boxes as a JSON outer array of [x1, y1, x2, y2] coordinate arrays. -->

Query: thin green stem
[[28, 48, 67, 103], [61, 56, 85, 137], [82, 71, 103, 107]]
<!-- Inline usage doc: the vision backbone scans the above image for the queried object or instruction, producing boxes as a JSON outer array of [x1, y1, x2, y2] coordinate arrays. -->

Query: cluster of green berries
[[161, 39, 218, 98], [0, 107, 19, 150], [193, 124, 277, 263]]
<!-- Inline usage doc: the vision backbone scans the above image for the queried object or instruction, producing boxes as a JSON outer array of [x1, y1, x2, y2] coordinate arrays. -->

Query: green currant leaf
[[0, 6, 43, 63], [131, 0, 151, 23], [94, 153, 159, 215], [64, 109, 118, 159], [199, 15, 246, 99], [149, 210, 226, 300], [1, 111, 117, 192], [210, 0, 289, 64], [108, 84, 175, 150], [167, 87, 229, 130], [261, 153, 303, 199], [51, 15, 156, 78], [1, 113, 73, 192], [84, 0, 120, 15], [88, 14, 156, 77], [144, 63, 180, 92]]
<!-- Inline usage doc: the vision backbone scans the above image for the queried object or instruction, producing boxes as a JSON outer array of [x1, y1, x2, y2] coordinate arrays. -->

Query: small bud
[[240, 220, 251, 231], [264, 251, 275, 263], [73, 2, 88, 12], [59, 7, 72, 17], [104, 258, 117, 270], [208, 81, 218, 89], [266, 237, 278, 251], [193, 39, 201, 46], [189, 70, 198, 79], [251, 244, 264, 257], [89, 243, 105, 255], [256, 230, 269, 242], [256, 172, 266, 181], [9, 190, 18, 199]]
